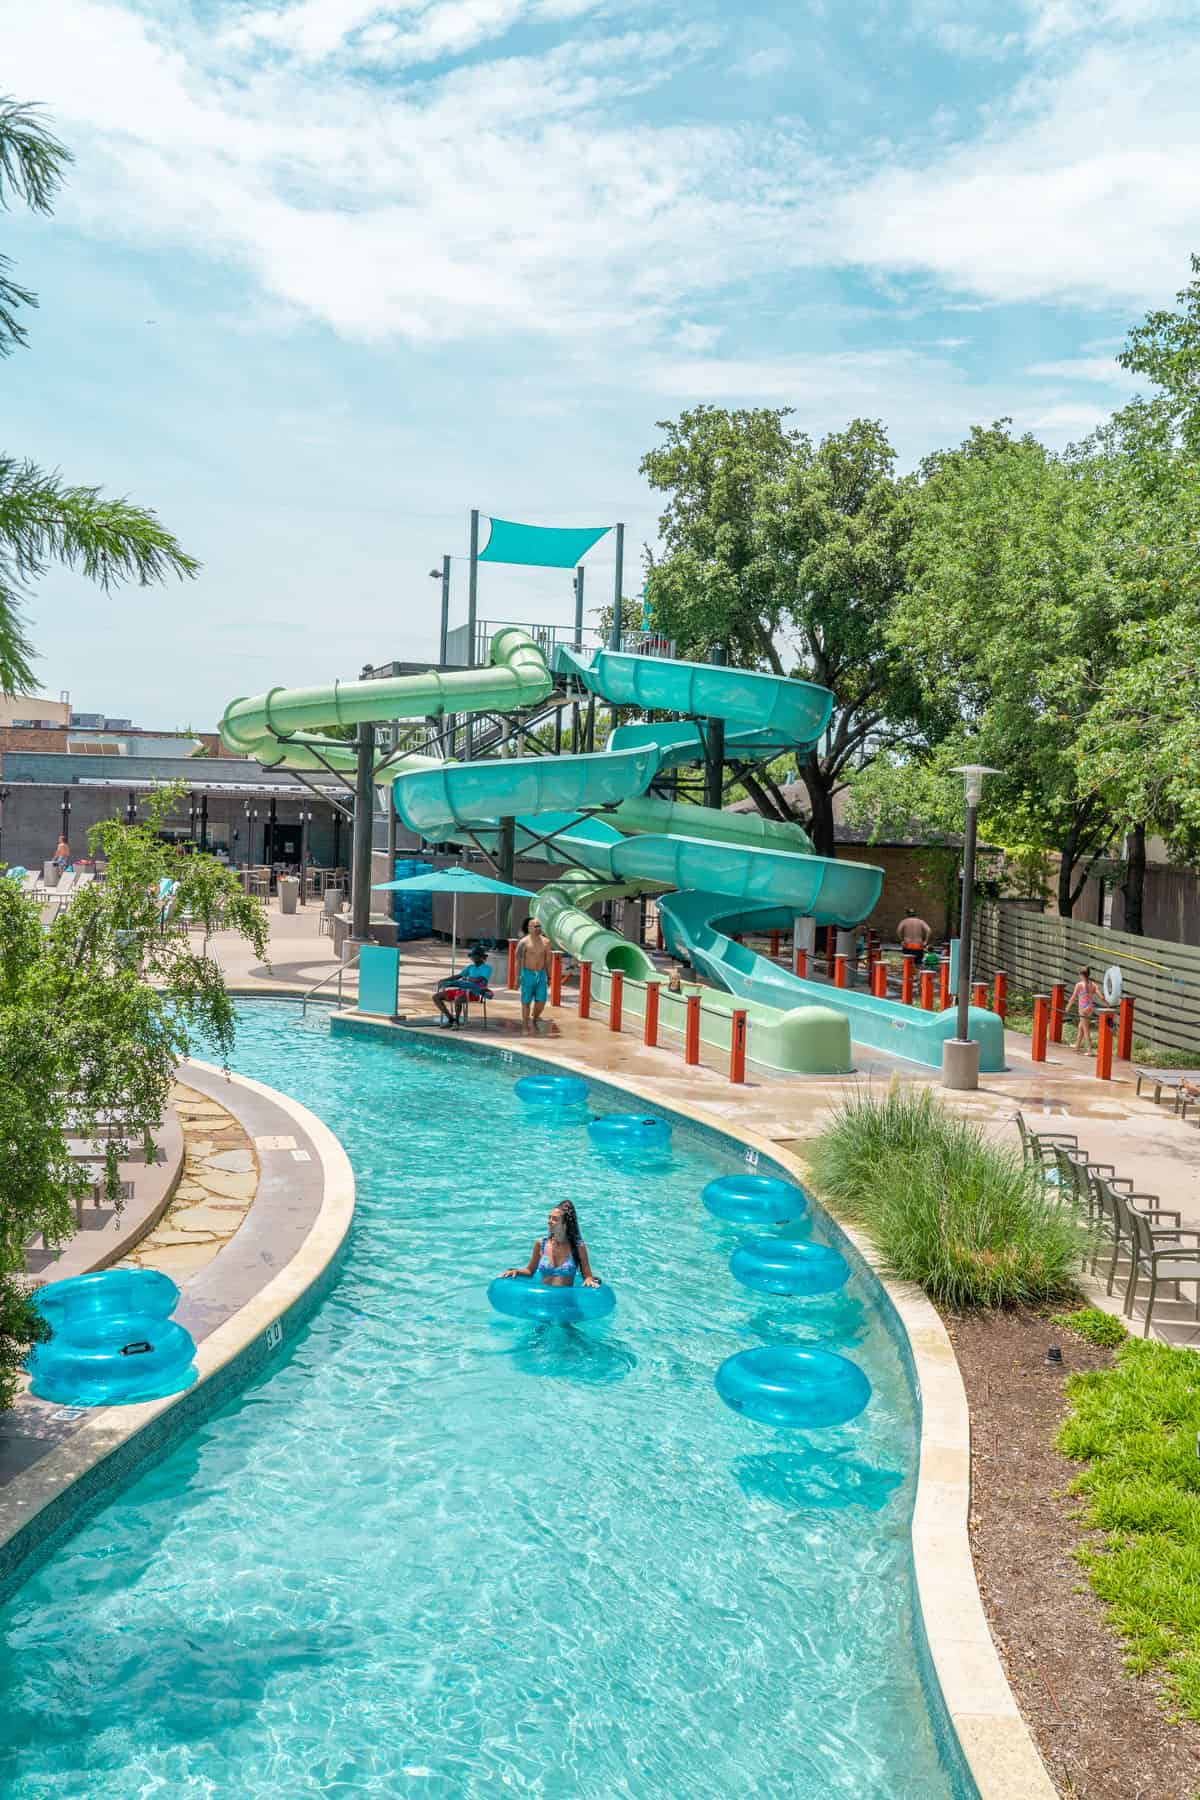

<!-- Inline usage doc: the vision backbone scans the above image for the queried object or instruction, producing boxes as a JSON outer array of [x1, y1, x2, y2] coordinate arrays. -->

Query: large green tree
[[641, 407, 925, 854], [0, 794, 268, 1412], [0, 97, 197, 693]]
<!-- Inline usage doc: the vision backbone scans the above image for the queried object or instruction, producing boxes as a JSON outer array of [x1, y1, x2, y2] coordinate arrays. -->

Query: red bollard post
[[684, 993, 701, 1066], [971, 980, 987, 1009], [1096, 1009, 1114, 1080], [549, 951, 563, 1007], [1031, 995, 1048, 1062], [938, 957, 950, 1011], [1117, 994, 1134, 1061], [871, 961, 887, 998], [770, 930, 780, 960], [644, 979, 660, 1047], [993, 971, 1007, 1023], [826, 925, 837, 970], [507, 941, 518, 989], [901, 957, 915, 1006], [794, 947, 808, 980], [578, 960, 592, 1020], [609, 969, 623, 1033], [920, 969, 935, 1011], [833, 954, 847, 989], [1049, 982, 1065, 1044], [730, 1010, 747, 1084]]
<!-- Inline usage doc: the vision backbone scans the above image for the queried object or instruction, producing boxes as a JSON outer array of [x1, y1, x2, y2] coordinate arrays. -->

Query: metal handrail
[[301, 948, 359, 1017]]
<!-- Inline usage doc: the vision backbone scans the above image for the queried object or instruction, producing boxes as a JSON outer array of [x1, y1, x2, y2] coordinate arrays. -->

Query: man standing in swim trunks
[[516, 917, 551, 1035]]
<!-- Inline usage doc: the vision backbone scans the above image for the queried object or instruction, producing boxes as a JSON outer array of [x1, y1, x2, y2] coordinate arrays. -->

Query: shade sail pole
[[609, 522, 624, 650]]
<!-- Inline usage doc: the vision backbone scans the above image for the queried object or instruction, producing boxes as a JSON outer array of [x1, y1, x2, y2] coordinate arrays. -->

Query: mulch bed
[[945, 1309, 1200, 1800]]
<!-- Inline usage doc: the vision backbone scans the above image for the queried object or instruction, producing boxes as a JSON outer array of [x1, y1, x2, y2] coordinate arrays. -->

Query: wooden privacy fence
[[972, 903, 1200, 1055]]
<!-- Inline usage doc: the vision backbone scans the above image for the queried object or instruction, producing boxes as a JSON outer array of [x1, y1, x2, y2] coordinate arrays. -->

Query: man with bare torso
[[516, 917, 551, 1035]]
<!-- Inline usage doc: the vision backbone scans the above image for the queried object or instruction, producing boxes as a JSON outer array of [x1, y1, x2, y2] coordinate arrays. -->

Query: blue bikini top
[[537, 1238, 577, 1283]]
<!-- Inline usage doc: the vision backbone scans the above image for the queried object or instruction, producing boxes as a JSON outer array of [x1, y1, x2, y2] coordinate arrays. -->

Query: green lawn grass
[[807, 1087, 1088, 1309], [1058, 1338, 1200, 1719]]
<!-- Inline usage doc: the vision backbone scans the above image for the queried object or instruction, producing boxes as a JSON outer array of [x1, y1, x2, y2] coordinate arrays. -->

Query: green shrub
[[1051, 1306, 1128, 1348], [1058, 1338, 1200, 1718], [808, 1086, 1089, 1309]]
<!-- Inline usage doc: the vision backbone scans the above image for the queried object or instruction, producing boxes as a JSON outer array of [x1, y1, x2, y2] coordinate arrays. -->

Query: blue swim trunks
[[520, 968, 548, 1005]]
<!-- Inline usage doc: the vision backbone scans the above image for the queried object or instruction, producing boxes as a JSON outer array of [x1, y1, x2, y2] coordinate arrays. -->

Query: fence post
[[920, 969, 935, 1011], [507, 941, 518, 989], [938, 956, 950, 1011], [1096, 1008, 1114, 1080], [993, 971, 1007, 1023], [901, 958, 915, 1006], [833, 954, 847, 989], [1031, 995, 1048, 1062], [794, 947, 808, 979], [730, 1009, 747, 1084], [1049, 983, 1065, 1044], [549, 950, 563, 1007], [644, 978, 660, 1047], [578, 960, 592, 1020], [971, 980, 987, 1009], [609, 969, 623, 1033], [655, 917, 664, 950], [1117, 994, 1134, 1061], [684, 993, 701, 1065]]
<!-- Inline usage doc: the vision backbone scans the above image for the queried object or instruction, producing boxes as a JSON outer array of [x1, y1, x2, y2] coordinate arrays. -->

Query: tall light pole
[[943, 763, 998, 1091]]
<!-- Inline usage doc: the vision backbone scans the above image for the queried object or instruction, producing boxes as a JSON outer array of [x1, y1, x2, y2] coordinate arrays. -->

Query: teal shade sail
[[478, 517, 611, 568]]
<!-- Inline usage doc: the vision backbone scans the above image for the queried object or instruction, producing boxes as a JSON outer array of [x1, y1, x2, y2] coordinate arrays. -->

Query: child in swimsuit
[[1067, 965, 1102, 1055], [499, 1200, 601, 1288]]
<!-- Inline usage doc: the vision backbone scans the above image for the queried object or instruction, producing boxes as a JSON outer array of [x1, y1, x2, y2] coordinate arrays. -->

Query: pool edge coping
[[0, 1062, 355, 1579], [335, 1011, 1055, 1800]]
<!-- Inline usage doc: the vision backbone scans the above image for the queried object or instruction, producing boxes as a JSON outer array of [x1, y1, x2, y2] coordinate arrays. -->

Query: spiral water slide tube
[[221, 628, 1004, 1074]]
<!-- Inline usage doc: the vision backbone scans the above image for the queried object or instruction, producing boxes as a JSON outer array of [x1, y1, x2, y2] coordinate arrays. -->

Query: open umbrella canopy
[[371, 867, 534, 897], [372, 865, 536, 976]]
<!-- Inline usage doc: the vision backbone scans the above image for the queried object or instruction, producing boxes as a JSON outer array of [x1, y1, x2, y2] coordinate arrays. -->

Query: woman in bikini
[[499, 1200, 601, 1288], [1067, 965, 1103, 1054]]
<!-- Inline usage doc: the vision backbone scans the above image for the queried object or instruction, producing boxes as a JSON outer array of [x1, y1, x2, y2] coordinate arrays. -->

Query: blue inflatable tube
[[715, 1346, 870, 1429], [515, 1074, 589, 1106], [702, 1173, 808, 1225], [487, 1277, 616, 1324], [730, 1238, 850, 1297], [27, 1268, 197, 1406], [588, 1113, 671, 1152]]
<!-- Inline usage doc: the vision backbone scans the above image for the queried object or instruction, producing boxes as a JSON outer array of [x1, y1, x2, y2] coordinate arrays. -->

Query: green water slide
[[221, 626, 991, 1072]]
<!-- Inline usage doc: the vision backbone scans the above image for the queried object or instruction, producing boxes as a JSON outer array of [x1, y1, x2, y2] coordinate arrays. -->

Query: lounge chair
[[1134, 1068, 1200, 1107]]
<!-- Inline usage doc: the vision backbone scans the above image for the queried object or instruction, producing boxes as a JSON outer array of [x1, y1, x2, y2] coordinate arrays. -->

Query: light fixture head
[[951, 763, 999, 807], [428, 568, 441, 579]]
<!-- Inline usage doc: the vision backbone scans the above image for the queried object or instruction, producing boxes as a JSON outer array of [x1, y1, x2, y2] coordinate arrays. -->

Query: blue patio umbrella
[[372, 865, 535, 969]]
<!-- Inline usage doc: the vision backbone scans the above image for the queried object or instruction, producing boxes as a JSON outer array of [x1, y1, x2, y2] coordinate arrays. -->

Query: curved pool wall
[[0, 1003, 975, 1799]]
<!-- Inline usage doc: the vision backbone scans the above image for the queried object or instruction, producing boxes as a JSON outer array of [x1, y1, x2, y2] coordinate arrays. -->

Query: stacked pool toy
[[702, 1171, 869, 1430], [27, 1268, 198, 1407]]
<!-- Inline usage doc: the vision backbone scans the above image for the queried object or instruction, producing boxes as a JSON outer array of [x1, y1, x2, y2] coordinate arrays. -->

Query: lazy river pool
[[0, 1002, 970, 1797]]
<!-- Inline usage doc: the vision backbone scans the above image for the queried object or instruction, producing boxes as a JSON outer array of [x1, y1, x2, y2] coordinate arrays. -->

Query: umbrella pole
[[451, 893, 458, 973]]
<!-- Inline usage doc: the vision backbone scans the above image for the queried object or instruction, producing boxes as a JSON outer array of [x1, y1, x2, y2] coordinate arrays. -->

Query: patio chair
[[1088, 1172, 1181, 1293], [442, 979, 493, 1029], [1121, 1194, 1200, 1335], [1014, 1111, 1079, 1176]]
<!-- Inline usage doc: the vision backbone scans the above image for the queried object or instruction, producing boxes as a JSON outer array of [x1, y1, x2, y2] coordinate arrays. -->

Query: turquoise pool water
[[0, 1005, 966, 1797]]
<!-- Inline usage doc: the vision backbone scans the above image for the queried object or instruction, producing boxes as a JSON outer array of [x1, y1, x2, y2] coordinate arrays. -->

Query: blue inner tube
[[28, 1268, 196, 1407], [487, 1277, 616, 1324], [588, 1113, 671, 1151], [702, 1173, 808, 1225], [730, 1238, 850, 1297], [715, 1346, 871, 1429], [515, 1074, 589, 1107]]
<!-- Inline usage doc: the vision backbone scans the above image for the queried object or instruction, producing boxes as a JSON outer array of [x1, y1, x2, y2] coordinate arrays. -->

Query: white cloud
[[1025, 354, 1130, 382], [737, 47, 791, 78], [834, 41, 1200, 308], [1024, 0, 1195, 47]]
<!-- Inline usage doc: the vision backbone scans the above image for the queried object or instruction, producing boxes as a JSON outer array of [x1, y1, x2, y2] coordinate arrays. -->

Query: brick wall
[[857, 845, 958, 941]]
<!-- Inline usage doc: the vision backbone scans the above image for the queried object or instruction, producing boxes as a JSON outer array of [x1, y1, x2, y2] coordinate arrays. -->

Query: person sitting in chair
[[434, 945, 493, 1029]]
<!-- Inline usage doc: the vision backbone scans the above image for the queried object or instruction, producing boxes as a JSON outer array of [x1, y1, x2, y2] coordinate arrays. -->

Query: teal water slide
[[220, 628, 1004, 1074]]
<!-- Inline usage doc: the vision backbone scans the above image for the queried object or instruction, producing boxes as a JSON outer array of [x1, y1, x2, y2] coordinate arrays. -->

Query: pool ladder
[[300, 949, 359, 1018]]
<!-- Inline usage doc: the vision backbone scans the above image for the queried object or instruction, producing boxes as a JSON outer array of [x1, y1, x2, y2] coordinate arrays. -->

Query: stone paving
[[121, 1084, 258, 1282]]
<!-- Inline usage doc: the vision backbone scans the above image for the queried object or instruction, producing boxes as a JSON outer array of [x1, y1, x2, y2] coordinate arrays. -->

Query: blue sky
[[4, 0, 1198, 727]]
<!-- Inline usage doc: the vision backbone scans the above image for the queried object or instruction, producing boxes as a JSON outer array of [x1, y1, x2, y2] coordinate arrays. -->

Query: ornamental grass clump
[[808, 1086, 1088, 1309]]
